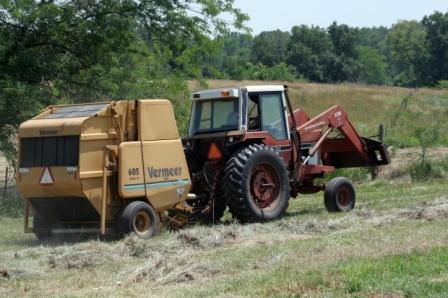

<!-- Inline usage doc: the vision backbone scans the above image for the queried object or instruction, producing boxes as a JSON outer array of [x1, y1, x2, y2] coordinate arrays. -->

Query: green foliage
[[211, 11, 448, 88], [326, 168, 371, 183], [422, 11, 448, 85], [208, 33, 254, 79], [407, 160, 445, 181], [243, 62, 298, 81], [251, 30, 290, 66], [326, 22, 360, 82], [357, 46, 388, 85], [0, 0, 247, 161], [0, 187, 23, 217], [287, 25, 334, 82], [383, 91, 448, 149], [436, 80, 448, 89], [355, 26, 390, 54], [386, 21, 429, 87]]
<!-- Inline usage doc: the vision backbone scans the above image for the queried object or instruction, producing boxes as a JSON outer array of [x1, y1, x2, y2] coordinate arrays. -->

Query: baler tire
[[224, 144, 290, 223], [324, 177, 356, 212], [33, 214, 54, 241], [120, 201, 159, 239]]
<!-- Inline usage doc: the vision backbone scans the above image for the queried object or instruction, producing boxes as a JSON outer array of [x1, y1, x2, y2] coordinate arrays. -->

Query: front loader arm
[[297, 105, 390, 168]]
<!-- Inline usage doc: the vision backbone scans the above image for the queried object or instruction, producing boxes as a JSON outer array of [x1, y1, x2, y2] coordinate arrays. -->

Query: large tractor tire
[[324, 177, 356, 212], [33, 214, 55, 241], [120, 201, 159, 239], [223, 144, 290, 222]]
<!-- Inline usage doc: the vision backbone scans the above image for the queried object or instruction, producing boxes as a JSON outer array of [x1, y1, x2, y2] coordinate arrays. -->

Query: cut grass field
[[1, 81, 447, 297], [1, 178, 448, 297]]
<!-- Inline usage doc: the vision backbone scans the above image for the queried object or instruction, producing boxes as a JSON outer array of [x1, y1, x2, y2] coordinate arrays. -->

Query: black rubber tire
[[324, 177, 356, 212], [120, 201, 159, 239], [33, 214, 54, 241], [223, 144, 291, 222]]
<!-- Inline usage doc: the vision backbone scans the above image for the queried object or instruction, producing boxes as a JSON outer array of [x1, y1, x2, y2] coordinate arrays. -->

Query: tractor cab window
[[192, 98, 239, 135], [248, 95, 260, 130], [247, 92, 288, 140]]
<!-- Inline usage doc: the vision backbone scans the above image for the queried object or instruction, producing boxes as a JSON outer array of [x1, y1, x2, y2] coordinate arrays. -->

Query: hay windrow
[[1, 196, 448, 286]]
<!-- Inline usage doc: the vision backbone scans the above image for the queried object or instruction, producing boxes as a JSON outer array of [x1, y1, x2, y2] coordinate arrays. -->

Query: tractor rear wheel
[[120, 201, 159, 239], [224, 144, 290, 222], [324, 177, 356, 212]]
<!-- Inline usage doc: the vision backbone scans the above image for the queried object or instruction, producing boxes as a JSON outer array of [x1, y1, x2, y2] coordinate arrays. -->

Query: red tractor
[[183, 85, 390, 223]]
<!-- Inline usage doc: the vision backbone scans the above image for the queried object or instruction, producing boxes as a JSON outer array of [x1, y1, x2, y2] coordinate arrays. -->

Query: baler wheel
[[120, 201, 159, 239], [33, 214, 55, 241], [324, 177, 356, 212], [223, 144, 290, 222]]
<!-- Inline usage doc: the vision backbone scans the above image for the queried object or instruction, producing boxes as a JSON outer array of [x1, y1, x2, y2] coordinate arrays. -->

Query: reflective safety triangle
[[40, 167, 54, 185]]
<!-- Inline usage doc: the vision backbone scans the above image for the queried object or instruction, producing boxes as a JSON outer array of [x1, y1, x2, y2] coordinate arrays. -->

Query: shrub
[[436, 80, 448, 89], [407, 159, 448, 182], [0, 187, 23, 217]]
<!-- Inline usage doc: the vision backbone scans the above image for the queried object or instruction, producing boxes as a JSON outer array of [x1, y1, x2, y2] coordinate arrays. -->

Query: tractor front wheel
[[120, 201, 159, 239], [324, 177, 356, 212], [224, 144, 290, 222]]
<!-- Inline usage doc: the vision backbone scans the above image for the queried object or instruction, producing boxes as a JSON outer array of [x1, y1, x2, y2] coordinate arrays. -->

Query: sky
[[233, 0, 448, 34]]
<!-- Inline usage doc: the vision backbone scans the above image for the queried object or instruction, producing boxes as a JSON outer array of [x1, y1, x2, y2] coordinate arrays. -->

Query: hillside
[[190, 80, 448, 148]]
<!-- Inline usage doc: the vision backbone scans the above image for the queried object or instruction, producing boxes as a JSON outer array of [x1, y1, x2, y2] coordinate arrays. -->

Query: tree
[[357, 46, 387, 85], [251, 30, 290, 66], [208, 33, 254, 79], [287, 25, 334, 82], [386, 20, 429, 87], [327, 22, 360, 82], [356, 26, 390, 55], [422, 11, 448, 85], [0, 0, 248, 160]]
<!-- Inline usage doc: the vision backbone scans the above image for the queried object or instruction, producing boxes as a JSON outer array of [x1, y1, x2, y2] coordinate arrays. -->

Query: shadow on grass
[[7, 231, 121, 248], [284, 207, 326, 218]]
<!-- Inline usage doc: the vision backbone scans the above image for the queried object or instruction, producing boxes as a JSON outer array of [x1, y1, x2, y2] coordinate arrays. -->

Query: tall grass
[[195, 80, 448, 148], [0, 187, 23, 217]]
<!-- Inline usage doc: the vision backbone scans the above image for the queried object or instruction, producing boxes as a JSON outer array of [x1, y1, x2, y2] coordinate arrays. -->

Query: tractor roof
[[191, 85, 285, 101], [245, 85, 285, 93]]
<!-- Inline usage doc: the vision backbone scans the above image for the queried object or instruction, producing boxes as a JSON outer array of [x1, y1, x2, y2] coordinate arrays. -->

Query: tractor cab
[[188, 85, 290, 142], [186, 85, 294, 167]]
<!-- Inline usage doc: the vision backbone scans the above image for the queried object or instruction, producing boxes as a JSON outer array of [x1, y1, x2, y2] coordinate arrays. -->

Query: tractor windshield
[[191, 98, 239, 135]]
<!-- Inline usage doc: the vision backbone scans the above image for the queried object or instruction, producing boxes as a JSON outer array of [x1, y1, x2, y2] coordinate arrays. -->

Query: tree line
[[206, 12, 448, 87], [1, 1, 448, 161]]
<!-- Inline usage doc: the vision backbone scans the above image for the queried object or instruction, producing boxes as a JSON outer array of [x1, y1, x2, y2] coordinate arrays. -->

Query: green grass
[[1, 178, 448, 297], [338, 247, 448, 297], [196, 80, 448, 148]]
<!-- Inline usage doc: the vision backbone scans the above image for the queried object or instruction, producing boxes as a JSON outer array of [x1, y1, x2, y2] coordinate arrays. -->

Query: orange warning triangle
[[207, 142, 222, 160], [40, 167, 54, 185]]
